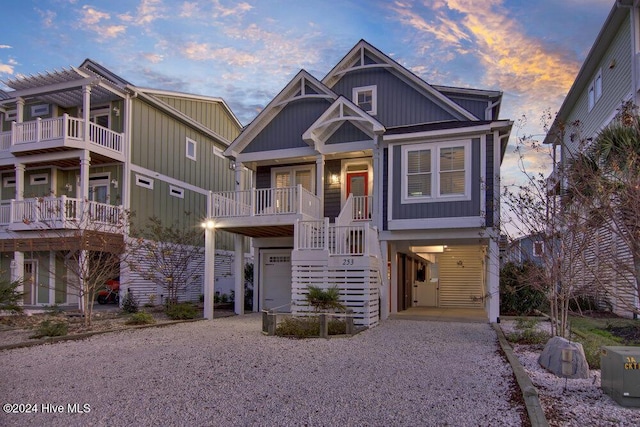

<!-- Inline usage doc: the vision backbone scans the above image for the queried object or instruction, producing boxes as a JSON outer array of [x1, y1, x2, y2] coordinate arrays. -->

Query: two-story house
[[543, 0, 640, 318], [203, 40, 512, 326], [0, 59, 243, 310]]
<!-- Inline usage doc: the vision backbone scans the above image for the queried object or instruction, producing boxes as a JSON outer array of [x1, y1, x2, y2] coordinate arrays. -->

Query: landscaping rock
[[538, 336, 590, 379]]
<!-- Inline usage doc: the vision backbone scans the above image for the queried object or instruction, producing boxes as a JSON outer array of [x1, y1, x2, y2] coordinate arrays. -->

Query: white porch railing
[[336, 194, 373, 225], [296, 219, 372, 256], [3, 114, 123, 154], [212, 185, 321, 219], [6, 197, 123, 228], [0, 201, 9, 224]]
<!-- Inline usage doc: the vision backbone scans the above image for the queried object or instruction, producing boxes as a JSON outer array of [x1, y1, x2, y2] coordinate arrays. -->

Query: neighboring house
[[0, 59, 243, 308], [544, 1, 640, 318], [203, 40, 512, 326], [506, 234, 546, 267]]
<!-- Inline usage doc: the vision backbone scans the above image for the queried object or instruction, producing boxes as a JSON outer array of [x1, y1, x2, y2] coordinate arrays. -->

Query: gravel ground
[[501, 320, 640, 427], [0, 314, 524, 427]]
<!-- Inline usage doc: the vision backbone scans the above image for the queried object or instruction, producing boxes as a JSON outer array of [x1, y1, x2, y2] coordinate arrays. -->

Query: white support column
[[235, 161, 244, 191], [203, 219, 216, 320], [122, 94, 132, 213], [15, 163, 25, 201], [234, 234, 244, 315], [79, 151, 91, 201], [487, 237, 500, 323], [379, 240, 389, 320], [82, 85, 91, 142], [16, 97, 24, 123], [389, 242, 398, 314], [316, 154, 325, 212], [11, 253, 24, 303], [372, 137, 382, 229]]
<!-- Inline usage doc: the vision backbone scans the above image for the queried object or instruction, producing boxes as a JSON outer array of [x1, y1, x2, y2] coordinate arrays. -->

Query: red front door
[[346, 172, 368, 220]]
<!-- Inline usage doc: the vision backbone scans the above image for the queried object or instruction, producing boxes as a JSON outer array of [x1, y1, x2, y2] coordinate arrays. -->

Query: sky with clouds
[[0, 0, 615, 230]]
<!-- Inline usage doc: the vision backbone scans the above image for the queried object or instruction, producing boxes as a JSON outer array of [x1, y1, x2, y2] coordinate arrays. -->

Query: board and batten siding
[[485, 133, 495, 227], [323, 159, 342, 220], [154, 95, 241, 142], [564, 15, 632, 154], [390, 138, 482, 220], [130, 98, 236, 193], [243, 98, 331, 153], [437, 246, 485, 308], [330, 67, 458, 127], [445, 96, 486, 120]]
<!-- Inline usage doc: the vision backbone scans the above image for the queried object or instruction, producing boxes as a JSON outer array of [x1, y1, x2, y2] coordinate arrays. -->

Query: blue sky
[[0, 0, 613, 199]]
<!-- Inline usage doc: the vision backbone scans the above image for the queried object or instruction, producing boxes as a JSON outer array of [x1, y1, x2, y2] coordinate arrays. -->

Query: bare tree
[[502, 117, 593, 337], [28, 196, 130, 326], [128, 215, 204, 307], [565, 101, 640, 318]]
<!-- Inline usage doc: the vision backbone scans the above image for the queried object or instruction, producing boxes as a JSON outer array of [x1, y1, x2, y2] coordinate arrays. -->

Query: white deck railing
[[212, 185, 321, 219], [336, 194, 373, 225], [296, 219, 372, 256], [0, 202, 10, 224], [6, 197, 123, 228], [3, 114, 123, 154]]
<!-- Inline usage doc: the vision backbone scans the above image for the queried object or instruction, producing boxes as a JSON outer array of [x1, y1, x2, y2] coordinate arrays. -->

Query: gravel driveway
[[0, 314, 525, 426]]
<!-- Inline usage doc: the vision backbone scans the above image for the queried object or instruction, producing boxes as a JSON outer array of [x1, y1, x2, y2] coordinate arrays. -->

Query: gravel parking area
[[0, 314, 524, 426]]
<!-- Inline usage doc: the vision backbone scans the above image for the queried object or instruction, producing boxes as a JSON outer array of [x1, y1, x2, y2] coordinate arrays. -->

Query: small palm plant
[[306, 285, 345, 312]]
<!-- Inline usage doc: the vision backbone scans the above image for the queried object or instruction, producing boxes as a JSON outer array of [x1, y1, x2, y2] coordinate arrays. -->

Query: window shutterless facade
[[352, 85, 377, 115], [401, 140, 471, 203]]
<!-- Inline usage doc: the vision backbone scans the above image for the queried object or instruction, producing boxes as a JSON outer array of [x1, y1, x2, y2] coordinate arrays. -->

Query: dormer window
[[353, 85, 377, 115]]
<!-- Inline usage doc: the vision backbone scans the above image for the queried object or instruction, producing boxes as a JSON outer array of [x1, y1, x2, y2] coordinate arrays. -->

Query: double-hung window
[[402, 140, 471, 203], [352, 85, 377, 115]]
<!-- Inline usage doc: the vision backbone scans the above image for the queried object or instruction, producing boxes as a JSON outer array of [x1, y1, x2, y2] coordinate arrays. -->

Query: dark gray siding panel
[[391, 139, 481, 219], [331, 68, 456, 128], [256, 166, 271, 189], [448, 96, 486, 120], [324, 159, 342, 220], [243, 98, 330, 153], [485, 134, 494, 227], [326, 122, 371, 144]]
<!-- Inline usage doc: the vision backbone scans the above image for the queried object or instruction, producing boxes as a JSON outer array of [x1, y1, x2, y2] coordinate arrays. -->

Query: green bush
[[0, 277, 23, 313], [275, 317, 319, 338], [275, 316, 348, 338], [30, 320, 68, 339], [125, 312, 156, 325], [505, 328, 551, 345], [122, 292, 139, 314], [306, 285, 345, 311], [166, 302, 198, 320], [500, 262, 547, 315]]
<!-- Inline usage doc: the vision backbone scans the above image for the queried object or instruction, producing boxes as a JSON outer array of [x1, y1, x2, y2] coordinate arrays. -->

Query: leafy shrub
[[306, 286, 345, 311], [125, 312, 156, 325], [275, 317, 319, 338], [505, 329, 551, 345], [0, 277, 23, 313], [500, 262, 547, 315], [30, 320, 68, 339], [275, 316, 348, 338], [122, 292, 139, 314], [166, 302, 198, 320]]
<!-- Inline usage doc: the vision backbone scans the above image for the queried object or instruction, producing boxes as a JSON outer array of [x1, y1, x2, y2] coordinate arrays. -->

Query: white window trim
[[135, 174, 154, 190], [3, 176, 16, 188], [588, 68, 602, 112], [533, 241, 544, 257], [352, 85, 377, 115], [30, 173, 49, 185], [186, 137, 197, 161], [30, 104, 50, 117], [401, 139, 472, 204], [169, 185, 185, 199], [212, 145, 225, 159], [271, 164, 315, 193]]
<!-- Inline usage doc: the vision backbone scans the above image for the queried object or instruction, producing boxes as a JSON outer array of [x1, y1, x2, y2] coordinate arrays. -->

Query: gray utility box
[[600, 346, 640, 407]]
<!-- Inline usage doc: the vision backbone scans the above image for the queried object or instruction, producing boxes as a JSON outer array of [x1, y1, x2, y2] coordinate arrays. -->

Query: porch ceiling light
[[201, 220, 215, 229], [410, 245, 445, 253]]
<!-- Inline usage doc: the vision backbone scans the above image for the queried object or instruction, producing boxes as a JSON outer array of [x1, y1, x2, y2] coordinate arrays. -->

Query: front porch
[[0, 197, 124, 231], [0, 114, 124, 161]]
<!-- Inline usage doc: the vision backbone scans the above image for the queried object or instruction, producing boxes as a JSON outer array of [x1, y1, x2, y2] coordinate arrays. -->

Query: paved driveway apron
[[0, 314, 524, 426]]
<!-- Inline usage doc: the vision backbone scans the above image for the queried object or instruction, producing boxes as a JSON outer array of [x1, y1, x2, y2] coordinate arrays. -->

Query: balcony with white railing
[[296, 219, 375, 257], [0, 114, 124, 160], [2, 197, 124, 232], [210, 185, 322, 233]]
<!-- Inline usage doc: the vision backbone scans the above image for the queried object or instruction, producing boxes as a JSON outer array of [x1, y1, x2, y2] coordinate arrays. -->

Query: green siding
[[154, 95, 241, 142], [564, 16, 632, 153]]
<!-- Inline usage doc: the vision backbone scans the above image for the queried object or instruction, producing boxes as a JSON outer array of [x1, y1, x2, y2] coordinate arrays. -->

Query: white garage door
[[261, 250, 292, 311]]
